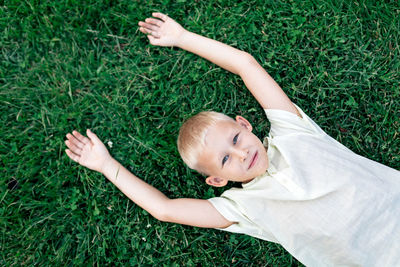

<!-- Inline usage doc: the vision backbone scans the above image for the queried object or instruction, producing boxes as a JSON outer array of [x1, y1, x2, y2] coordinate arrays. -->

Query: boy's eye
[[222, 155, 229, 166], [233, 133, 239, 145]]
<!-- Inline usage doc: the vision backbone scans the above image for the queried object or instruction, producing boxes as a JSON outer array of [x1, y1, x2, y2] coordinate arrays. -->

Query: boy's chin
[[226, 166, 268, 183], [243, 168, 268, 182], [233, 172, 264, 183], [240, 177, 256, 184]]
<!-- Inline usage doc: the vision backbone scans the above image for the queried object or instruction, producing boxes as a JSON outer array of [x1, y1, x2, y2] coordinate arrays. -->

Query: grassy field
[[1, 0, 399, 266]]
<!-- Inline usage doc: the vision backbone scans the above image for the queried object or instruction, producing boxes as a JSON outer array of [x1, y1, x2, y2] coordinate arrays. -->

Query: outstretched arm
[[139, 12, 300, 116], [65, 130, 232, 228]]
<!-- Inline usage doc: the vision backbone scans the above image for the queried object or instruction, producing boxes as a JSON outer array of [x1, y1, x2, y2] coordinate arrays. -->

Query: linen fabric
[[208, 105, 400, 267]]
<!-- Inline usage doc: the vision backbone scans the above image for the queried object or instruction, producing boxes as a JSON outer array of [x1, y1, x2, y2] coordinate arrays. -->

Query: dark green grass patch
[[1, 0, 399, 266]]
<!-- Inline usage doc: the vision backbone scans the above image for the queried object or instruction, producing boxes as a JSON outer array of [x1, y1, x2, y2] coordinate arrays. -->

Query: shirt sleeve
[[265, 104, 327, 137], [208, 196, 278, 243]]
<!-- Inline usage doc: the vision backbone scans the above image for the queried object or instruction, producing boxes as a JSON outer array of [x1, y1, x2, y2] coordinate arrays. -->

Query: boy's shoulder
[[264, 105, 326, 137]]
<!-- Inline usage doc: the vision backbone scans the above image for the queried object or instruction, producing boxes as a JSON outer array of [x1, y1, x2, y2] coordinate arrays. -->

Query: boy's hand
[[138, 12, 186, 47], [65, 129, 112, 174]]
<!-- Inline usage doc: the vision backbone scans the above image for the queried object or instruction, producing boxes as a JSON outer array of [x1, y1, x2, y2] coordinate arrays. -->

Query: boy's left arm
[[65, 129, 233, 229], [139, 13, 300, 117]]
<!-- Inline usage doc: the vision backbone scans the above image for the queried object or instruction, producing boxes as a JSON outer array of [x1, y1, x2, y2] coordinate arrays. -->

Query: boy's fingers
[[139, 27, 153, 35], [140, 27, 160, 39], [65, 149, 80, 163], [147, 35, 155, 44], [72, 130, 90, 145], [139, 21, 158, 31], [86, 129, 102, 145], [151, 31, 160, 38], [65, 140, 82, 155], [152, 12, 168, 21], [138, 27, 147, 34], [145, 18, 162, 27], [147, 35, 159, 45], [66, 133, 84, 149]]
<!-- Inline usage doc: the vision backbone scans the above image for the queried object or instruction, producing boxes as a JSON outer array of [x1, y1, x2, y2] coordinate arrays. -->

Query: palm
[[65, 130, 111, 173], [79, 142, 109, 171], [138, 12, 186, 47]]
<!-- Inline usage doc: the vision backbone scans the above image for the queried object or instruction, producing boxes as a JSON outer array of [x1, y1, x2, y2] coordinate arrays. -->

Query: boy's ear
[[235, 116, 253, 132], [205, 176, 228, 187]]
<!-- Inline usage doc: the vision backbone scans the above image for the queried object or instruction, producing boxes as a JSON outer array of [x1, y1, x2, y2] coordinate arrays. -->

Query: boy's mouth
[[248, 151, 258, 169]]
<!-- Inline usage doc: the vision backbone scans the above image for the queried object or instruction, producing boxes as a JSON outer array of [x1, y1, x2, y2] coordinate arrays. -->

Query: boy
[[65, 13, 400, 266]]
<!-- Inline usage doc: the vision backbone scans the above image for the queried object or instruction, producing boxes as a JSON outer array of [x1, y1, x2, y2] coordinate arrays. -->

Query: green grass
[[1, 0, 399, 265]]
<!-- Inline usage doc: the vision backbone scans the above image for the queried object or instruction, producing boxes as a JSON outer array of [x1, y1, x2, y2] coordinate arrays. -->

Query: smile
[[248, 151, 258, 169]]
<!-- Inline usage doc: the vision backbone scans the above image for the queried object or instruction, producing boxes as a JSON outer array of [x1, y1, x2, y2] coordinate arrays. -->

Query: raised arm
[[65, 129, 232, 228], [139, 12, 300, 116]]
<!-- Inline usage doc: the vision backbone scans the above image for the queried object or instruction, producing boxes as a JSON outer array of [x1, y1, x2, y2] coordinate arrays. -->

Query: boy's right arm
[[65, 130, 233, 229], [139, 13, 300, 117]]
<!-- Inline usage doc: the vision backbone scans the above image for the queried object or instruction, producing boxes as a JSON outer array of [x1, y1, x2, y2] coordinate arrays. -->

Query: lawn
[[1, 0, 399, 266]]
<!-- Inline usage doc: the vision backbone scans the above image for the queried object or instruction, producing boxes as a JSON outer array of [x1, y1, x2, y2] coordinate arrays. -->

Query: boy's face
[[197, 116, 269, 187]]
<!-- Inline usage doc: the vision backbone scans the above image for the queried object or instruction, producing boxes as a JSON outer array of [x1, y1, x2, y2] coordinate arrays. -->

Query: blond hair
[[177, 111, 233, 172]]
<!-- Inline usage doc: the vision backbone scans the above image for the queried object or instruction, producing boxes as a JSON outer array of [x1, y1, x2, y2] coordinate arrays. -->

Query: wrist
[[175, 29, 191, 48], [101, 157, 119, 177]]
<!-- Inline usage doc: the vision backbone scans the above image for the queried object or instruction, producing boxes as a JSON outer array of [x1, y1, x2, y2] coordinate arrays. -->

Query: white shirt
[[208, 105, 400, 267]]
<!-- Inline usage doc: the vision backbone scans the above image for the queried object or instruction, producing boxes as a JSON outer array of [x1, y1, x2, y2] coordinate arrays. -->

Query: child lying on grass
[[65, 12, 400, 267]]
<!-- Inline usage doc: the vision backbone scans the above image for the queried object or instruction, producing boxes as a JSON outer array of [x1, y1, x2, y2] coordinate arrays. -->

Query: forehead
[[196, 120, 238, 172], [204, 120, 238, 146]]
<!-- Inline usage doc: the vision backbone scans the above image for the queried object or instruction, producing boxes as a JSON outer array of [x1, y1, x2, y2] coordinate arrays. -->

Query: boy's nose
[[233, 148, 249, 162]]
